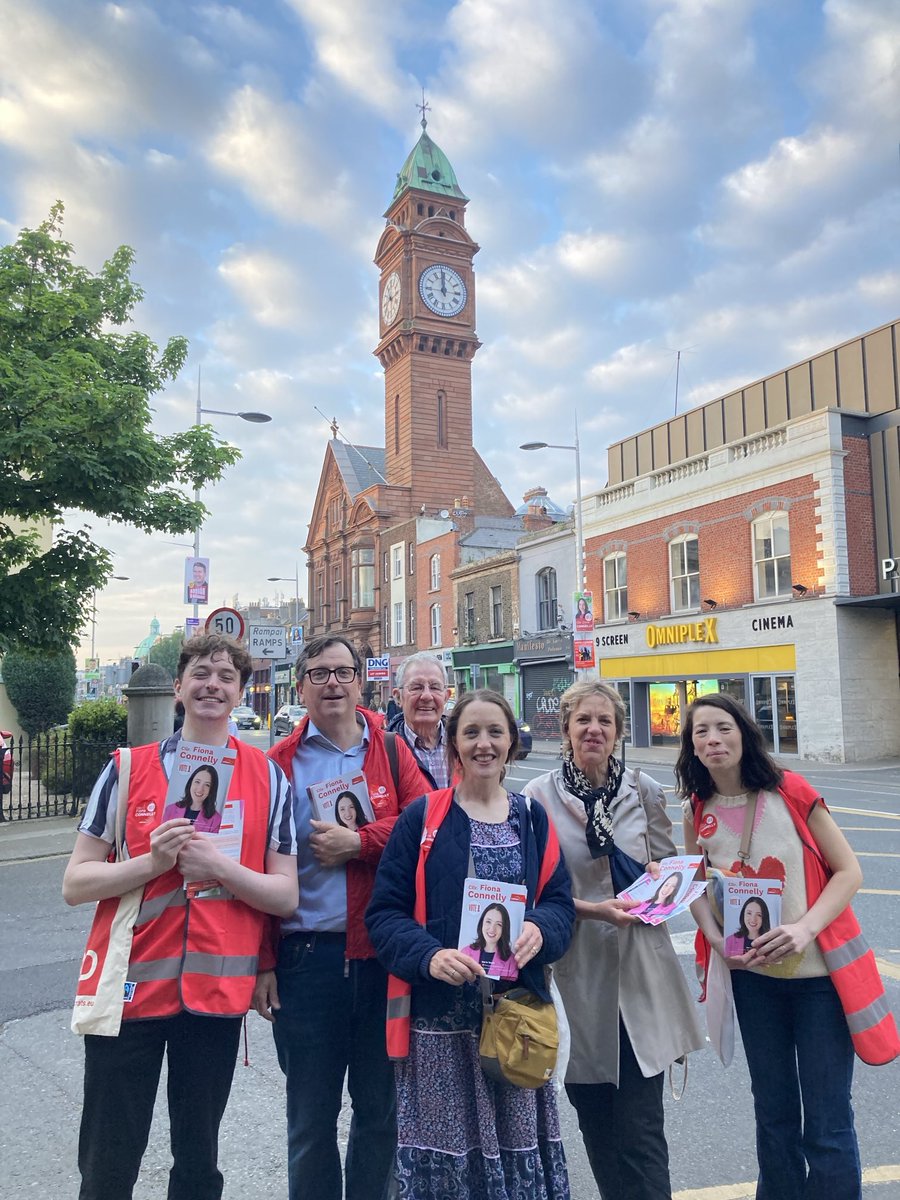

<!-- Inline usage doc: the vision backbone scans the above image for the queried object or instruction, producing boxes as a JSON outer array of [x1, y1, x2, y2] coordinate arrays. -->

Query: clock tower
[[374, 117, 481, 511]]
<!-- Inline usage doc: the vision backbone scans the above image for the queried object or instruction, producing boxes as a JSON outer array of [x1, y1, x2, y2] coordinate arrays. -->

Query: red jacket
[[267, 708, 428, 961]]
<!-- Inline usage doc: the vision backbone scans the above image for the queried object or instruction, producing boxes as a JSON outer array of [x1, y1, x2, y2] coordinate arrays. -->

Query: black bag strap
[[384, 731, 400, 795]]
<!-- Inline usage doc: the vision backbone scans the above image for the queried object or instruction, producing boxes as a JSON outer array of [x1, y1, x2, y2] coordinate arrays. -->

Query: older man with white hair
[[387, 652, 451, 789]]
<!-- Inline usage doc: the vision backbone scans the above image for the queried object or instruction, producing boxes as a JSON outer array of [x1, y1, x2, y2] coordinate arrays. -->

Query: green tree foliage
[[2, 645, 76, 734], [0, 203, 241, 654], [147, 630, 183, 679]]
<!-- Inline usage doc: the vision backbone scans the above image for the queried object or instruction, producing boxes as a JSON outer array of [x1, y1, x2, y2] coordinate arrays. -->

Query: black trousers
[[566, 1019, 671, 1200], [78, 1011, 242, 1200]]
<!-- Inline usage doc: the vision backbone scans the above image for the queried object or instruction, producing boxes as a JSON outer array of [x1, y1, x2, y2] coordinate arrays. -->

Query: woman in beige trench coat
[[524, 680, 703, 1200]]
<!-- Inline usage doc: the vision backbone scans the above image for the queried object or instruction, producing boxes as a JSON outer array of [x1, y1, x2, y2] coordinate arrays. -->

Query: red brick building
[[303, 120, 515, 697], [579, 320, 900, 762]]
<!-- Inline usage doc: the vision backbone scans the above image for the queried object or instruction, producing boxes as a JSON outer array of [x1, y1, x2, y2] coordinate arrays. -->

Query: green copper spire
[[393, 98, 468, 202]]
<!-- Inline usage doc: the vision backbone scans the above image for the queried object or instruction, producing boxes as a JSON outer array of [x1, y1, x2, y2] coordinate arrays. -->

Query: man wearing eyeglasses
[[386, 652, 451, 789], [257, 634, 428, 1200]]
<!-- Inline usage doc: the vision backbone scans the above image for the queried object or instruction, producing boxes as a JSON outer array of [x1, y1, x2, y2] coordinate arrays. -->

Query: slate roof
[[330, 440, 387, 498]]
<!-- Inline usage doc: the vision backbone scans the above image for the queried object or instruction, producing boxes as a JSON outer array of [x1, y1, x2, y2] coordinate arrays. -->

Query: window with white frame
[[537, 567, 558, 631], [604, 552, 628, 622], [430, 603, 441, 647], [753, 512, 792, 598], [392, 544, 403, 579], [490, 585, 503, 638], [669, 535, 700, 612], [430, 554, 441, 590], [393, 601, 405, 645]]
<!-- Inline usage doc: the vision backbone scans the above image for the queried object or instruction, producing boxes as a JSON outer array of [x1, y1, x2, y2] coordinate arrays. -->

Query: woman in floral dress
[[366, 689, 574, 1199]]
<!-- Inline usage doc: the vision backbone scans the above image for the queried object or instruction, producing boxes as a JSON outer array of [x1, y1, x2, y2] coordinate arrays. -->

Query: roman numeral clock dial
[[418, 263, 467, 317]]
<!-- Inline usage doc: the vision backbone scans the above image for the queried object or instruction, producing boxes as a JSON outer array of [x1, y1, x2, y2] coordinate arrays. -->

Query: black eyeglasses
[[304, 665, 359, 685]]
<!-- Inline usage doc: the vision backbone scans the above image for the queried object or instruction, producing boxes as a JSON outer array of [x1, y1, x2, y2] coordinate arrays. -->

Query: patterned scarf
[[561, 748, 624, 860]]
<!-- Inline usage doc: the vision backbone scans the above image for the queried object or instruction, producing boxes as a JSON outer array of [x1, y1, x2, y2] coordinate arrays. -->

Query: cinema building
[[582, 319, 900, 762]]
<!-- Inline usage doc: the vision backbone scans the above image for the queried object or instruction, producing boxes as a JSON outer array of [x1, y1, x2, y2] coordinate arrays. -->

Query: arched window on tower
[[437, 390, 447, 449]]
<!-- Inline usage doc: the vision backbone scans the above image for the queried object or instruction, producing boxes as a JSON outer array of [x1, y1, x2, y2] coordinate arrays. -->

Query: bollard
[[123, 663, 175, 747]]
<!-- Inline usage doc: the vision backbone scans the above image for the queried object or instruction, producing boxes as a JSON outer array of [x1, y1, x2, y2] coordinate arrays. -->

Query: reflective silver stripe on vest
[[135, 888, 186, 927], [386, 993, 411, 1020], [127, 957, 182, 982], [845, 993, 892, 1035], [822, 933, 869, 973], [183, 952, 257, 978]]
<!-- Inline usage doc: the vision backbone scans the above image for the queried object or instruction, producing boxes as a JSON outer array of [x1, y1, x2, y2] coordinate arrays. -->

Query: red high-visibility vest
[[385, 788, 561, 1060], [691, 772, 898, 1067], [80, 741, 271, 1020]]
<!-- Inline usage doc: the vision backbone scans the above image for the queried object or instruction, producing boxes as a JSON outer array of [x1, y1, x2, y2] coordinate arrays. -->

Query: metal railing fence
[[1, 732, 121, 822]]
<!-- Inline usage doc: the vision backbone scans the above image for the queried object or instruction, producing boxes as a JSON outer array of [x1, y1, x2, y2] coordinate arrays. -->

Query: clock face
[[418, 263, 467, 317], [381, 271, 401, 326]]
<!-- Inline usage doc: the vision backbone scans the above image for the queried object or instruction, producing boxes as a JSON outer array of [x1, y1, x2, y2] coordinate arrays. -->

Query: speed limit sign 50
[[205, 607, 246, 640]]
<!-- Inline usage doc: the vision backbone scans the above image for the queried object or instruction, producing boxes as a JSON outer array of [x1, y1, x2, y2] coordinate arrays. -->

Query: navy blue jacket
[[366, 792, 574, 1019], [386, 710, 444, 790]]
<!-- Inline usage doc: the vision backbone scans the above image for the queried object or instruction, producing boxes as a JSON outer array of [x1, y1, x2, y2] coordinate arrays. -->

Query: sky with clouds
[[2, 0, 898, 662]]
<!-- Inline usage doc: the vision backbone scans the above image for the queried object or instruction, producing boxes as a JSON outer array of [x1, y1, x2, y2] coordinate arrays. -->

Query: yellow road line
[[876, 958, 900, 981], [859, 888, 900, 896], [673, 1164, 900, 1199], [830, 806, 900, 821]]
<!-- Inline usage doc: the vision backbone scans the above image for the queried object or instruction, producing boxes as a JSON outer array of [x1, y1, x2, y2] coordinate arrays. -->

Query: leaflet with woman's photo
[[617, 855, 703, 925], [160, 741, 240, 898], [307, 771, 375, 830], [722, 878, 783, 957], [458, 878, 527, 981]]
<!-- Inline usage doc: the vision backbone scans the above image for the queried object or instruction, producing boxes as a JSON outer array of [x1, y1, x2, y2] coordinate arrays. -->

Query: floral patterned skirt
[[394, 989, 569, 1200]]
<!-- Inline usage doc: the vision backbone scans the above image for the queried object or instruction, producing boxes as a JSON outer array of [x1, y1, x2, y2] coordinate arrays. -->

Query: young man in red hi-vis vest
[[64, 634, 298, 1200], [254, 634, 429, 1200]]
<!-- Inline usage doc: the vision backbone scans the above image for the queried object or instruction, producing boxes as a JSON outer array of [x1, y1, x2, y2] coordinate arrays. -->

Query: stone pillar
[[123, 663, 175, 747]]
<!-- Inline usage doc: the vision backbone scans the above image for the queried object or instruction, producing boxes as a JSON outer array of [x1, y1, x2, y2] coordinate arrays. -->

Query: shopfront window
[[752, 674, 797, 753]]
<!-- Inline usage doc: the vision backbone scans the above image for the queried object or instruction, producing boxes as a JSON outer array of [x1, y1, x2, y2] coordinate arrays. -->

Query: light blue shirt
[[285, 716, 369, 935]]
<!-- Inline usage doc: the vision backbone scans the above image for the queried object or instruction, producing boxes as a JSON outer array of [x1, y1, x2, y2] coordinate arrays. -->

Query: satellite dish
[[439, 508, 450, 519]]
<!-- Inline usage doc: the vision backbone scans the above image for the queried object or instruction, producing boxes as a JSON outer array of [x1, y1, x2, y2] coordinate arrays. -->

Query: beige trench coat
[[524, 768, 704, 1085]]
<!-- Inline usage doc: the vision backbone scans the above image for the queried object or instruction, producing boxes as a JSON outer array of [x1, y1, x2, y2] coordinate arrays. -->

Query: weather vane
[[417, 88, 431, 131]]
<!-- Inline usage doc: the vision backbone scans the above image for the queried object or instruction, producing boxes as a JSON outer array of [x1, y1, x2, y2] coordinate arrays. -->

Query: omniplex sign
[[645, 617, 718, 649], [883, 558, 899, 580]]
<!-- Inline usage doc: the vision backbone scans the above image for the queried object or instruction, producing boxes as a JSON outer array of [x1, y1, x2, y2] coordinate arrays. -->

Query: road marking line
[[855, 852, 900, 858], [829, 806, 900, 820], [673, 1165, 900, 1199], [875, 958, 900, 981], [859, 888, 900, 896]]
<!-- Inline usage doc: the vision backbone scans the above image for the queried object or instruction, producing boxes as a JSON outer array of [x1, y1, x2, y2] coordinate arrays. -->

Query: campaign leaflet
[[617, 855, 703, 925], [458, 878, 527, 981], [306, 771, 376, 830], [722, 877, 783, 957], [160, 741, 241, 899]]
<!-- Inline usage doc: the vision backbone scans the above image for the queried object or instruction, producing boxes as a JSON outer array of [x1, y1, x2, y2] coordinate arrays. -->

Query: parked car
[[441, 702, 531, 760], [273, 704, 307, 737], [1, 730, 13, 795], [230, 705, 261, 730]]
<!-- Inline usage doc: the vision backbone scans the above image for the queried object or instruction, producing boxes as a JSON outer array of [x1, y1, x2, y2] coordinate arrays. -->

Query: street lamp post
[[520, 417, 585, 593], [267, 566, 301, 626], [89, 575, 130, 697], [192, 371, 272, 622]]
